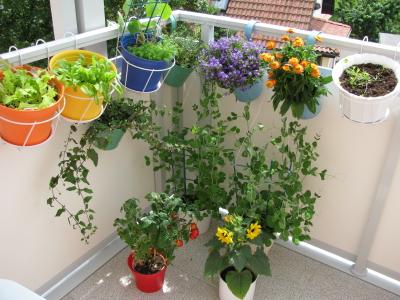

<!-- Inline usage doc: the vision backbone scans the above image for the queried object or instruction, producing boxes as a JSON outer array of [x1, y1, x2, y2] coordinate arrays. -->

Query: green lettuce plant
[[52, 55, 121, 103], [0, 67, 57, 110]]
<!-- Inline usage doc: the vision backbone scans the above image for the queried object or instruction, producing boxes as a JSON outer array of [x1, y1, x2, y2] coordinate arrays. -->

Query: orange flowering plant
[[260, 30, 332, 118]]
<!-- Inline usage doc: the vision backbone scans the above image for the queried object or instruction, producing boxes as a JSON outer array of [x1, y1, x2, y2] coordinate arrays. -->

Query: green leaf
[[127, 20, 141, 35], [117, 12, 125, 33], [232, 245, 252, 272], [123, 0, 132, 16], [247, 248, 271, 276], [55, 208, 65, 217], [145, 3, 172, 20], [225, 269, 253, 300], [87, 149, 98, 166], [204, 250, 228, 277]]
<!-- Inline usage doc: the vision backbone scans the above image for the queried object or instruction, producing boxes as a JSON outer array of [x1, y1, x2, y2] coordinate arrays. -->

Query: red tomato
[[176, 239, 184, 247]]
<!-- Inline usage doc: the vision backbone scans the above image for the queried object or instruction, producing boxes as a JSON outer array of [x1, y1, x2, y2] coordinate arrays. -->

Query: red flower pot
[[127, 254, 167, 293]]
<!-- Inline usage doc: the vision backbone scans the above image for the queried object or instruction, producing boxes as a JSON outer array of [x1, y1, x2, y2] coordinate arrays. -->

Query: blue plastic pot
[[300, 67, 332, 120], [234, 78, 264, 103], [119, 35, 172, 93]]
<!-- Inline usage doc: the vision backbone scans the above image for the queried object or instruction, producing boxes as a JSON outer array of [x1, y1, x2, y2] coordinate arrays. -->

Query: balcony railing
[[1, 9, 400, 299]]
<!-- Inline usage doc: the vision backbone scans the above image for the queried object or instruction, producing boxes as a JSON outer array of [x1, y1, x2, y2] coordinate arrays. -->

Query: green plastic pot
[[94, 128, 125, 151], [165, 64, 193, 87]]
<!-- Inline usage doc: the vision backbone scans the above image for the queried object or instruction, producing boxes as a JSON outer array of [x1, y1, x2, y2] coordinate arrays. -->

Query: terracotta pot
[[127, 253, 166, 293], [0, 66, 65, 146]]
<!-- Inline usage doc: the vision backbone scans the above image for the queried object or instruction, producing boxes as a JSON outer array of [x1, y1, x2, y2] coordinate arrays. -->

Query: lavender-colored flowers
[[199, 36, 264, 91]]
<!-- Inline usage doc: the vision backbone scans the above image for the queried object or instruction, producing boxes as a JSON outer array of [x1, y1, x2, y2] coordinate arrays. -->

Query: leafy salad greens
[[0, 67, 58, 110], [53, 55, 121, 103]]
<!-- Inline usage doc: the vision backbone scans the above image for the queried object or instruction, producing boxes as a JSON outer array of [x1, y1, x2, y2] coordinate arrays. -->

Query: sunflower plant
[[260, 29, 332, 118], [204, 214, 271, 299]]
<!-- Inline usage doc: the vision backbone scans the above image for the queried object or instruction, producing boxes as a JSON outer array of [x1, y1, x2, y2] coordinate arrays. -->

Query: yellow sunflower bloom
[[216, 227, 234, 244], [246, 222, 262, 240], [223, 215, 234, 223]]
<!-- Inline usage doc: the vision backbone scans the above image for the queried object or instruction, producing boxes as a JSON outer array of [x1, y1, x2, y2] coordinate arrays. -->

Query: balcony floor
[[62, 223, 399, 300]]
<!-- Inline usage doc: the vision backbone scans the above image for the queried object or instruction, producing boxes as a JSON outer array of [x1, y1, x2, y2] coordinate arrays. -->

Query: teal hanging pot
[[165, 64, 193, 87], [300, 67, 332, 120], [94, 128, 125, 151], [234, 78, 263, 103]]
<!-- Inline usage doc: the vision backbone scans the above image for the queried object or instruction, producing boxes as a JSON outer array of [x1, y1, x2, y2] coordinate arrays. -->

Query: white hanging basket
[[332, 53, 400, 124]]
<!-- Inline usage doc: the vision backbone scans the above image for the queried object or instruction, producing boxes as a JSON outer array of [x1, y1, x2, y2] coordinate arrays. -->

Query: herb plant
[[0, 67, 58, 110], [114, 192, 197, 270], [52, 55, 121, 103], [128, 39, 176, 62], [205, 214, 271, 299], [165, 32, 204, 68], [261, 29, 332, 118], [344, 66, 373, 88]]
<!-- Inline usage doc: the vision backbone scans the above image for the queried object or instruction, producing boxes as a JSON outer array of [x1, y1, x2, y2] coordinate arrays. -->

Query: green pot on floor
[[165, 64, 193, 87], [94, 128, 125, 151]]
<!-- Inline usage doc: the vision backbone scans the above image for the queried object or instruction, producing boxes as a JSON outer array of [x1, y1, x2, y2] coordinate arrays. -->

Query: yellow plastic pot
[[49, 50, 116, 121]]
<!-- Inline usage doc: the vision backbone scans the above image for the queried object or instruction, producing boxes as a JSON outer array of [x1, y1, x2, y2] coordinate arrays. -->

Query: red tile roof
[[226, 0, 352, 37], [310, 17, 351, 37], [226, 0, 316, 30]]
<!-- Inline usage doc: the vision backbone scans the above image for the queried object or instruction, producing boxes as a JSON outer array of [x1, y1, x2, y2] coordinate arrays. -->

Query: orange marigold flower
[[268, 71, 274, 78], [269, 61, 281, 70], [275, 52, 284, 59], [315, 35, 323, 42], [288, 57, 300, 66], [287, 28, 295, 34], [292, 37, 304, 47], [310, 68, 320, 78], [282, 64, 291, 72], [260, 53, 275, 63], [300, 60, 309, 68], [266, 40, 277, 50], [294, 64, 304, 74], [266, 79, 277, 88], [310, 63, 319, 70], [281, 35, 290, 42]]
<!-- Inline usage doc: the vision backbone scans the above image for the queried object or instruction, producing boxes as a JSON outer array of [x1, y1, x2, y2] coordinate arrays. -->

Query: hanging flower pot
[[93, 128, 125, 151], [234, 78, 264, 103], [219, 267, 257, 300], [300, 67, 333, 120], [164, 64, 193, 87], [49, 50, 118, 122], [127, 253, 167, 293], [332, 53, 400, 123], [118, 34, 175, 93], [0, 66, 65, 146]]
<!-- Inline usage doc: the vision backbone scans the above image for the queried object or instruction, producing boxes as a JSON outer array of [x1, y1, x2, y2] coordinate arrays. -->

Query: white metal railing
[[2, 10, 400, 65], [2, 9, 400, 296]]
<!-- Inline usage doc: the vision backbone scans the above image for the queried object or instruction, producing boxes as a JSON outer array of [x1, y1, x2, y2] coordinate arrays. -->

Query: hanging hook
[[360, 36, 369, 54], [35, 39, 50, 65], [244, 20, 258, 41], [8, 46, 23, 65], [64, 32, 78, 49]]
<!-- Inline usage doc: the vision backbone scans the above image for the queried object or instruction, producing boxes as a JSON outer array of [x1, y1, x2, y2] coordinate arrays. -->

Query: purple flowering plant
[[199, 36, 264, 92]]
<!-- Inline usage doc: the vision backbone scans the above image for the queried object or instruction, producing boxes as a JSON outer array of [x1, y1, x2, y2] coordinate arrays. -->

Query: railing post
[[74, 0, 108, 56], [49, 0, 78, 39], [201, 24, 215, 44], [351, 110, 400, 276]]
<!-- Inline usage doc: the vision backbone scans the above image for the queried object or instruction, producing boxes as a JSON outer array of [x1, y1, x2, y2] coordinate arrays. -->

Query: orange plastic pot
[[49, 50, 116, 121], [0, 66, 65, 146]]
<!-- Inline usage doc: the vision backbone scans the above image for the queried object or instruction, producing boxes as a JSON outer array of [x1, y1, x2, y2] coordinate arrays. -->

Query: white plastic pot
[[219, 272, 257, 300], [332, 53, 400, 124]]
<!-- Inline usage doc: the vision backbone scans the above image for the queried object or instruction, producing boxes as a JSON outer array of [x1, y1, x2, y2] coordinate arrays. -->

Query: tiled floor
[[63, 223, 399, 300]]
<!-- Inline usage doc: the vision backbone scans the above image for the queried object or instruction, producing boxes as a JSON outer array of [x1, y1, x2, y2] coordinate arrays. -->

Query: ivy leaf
[[87, 148, 98, 166], [55, 208, 65, 217], [225, 269, 253, 300]]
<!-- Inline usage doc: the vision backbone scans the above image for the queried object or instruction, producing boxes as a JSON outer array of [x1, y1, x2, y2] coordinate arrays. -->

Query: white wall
[[168, 74, 400, 278], [0, 120, 154, 291]]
